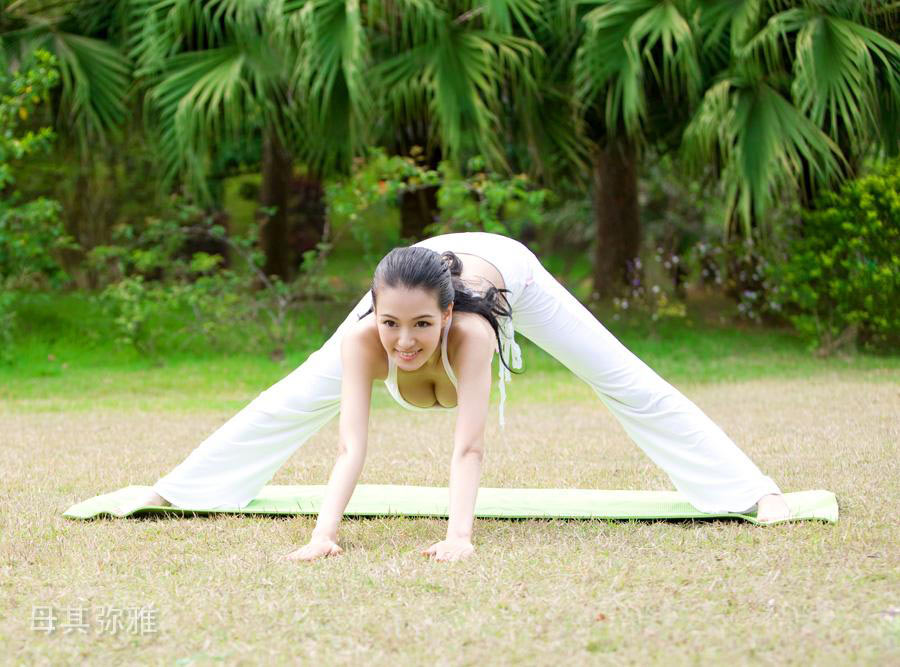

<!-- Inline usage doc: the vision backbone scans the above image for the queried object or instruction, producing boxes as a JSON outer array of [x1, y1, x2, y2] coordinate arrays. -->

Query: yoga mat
[[63, 485, 838, 524]]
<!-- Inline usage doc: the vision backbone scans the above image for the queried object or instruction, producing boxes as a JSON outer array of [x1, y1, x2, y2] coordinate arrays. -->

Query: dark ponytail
[[359, 246, 522, 376]]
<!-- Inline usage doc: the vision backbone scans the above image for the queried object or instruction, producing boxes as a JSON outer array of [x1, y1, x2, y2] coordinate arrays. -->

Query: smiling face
[[374, 285, 452, 370]]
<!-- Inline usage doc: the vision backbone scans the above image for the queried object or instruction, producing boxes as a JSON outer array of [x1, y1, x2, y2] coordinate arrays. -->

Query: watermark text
[[31, 604, 159, 636]]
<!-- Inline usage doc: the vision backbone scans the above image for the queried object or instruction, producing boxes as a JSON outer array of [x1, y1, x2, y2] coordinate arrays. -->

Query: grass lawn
[[1, 291, 898, 664]]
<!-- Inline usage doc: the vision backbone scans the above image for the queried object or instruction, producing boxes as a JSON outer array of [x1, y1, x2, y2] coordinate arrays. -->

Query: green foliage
[[0, 49, 78, 360], [86, 198, 325, 362], [328, 148, 550, 262], [326, 148, 440, 262], [0, 50, 76, 289], [0, 196, 71, 288], [765, 160, 900, 355], [95, 275, 170, 359], [428, 156, 550, 239], [0, 289, 15, 363], [0, 50, 59, 179], [572, 0, 900, 237]]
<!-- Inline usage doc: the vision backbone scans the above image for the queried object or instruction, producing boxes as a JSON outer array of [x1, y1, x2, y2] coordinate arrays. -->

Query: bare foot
[[115, 490, 172, 515], [755, 493, 791, 524], [142, 491, 172, 507]]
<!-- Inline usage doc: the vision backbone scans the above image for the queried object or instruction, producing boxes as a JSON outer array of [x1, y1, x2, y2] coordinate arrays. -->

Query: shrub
[[0, 49, 76, 357], [88, 198, 333, 362], [765, 160, 900, 355], [0, 50, 72, 286], [327, 148, 551, 260]]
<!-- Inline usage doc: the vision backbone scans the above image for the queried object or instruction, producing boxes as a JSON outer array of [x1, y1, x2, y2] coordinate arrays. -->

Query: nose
[[397, 329, 416, 350]]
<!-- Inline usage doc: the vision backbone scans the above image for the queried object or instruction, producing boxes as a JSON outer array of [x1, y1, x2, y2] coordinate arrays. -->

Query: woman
[[137, 232, 791, 562]]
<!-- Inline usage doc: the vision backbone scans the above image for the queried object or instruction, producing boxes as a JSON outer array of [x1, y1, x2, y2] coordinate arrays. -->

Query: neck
[[422, 337, 444, 371]]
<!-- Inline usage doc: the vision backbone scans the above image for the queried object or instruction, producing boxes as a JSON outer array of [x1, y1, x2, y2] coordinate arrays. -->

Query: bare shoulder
[[448, 311, 499, 361], [341, 314, 389, 381]]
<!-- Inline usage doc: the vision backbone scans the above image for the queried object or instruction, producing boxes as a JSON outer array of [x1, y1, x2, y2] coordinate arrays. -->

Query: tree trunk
[[592, 138, 641, 300], [260, 127, 292, 280], [285, 172, 327, 264], [400, 184, 439, 241]]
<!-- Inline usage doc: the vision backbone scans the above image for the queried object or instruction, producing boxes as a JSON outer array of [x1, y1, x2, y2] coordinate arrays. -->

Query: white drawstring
[[497, 317, 522, 430]]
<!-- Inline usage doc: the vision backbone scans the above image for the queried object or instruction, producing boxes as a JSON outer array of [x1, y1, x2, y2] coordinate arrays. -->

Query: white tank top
[[383, 314, 460, 412], [382, 313, 522, 429]]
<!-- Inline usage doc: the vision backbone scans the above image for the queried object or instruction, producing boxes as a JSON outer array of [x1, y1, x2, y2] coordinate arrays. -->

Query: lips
[[397, 349, 420, 360]]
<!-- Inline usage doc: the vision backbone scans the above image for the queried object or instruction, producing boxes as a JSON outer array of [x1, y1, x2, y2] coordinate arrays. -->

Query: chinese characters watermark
[[31, 604, 159, 636]]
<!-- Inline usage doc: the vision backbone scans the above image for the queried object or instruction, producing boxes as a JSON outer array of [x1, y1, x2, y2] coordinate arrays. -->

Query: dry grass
[[1, 373, 898, 665]]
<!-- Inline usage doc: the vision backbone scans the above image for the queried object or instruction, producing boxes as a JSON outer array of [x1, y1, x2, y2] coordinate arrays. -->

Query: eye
[[381, 320, 431, 327]]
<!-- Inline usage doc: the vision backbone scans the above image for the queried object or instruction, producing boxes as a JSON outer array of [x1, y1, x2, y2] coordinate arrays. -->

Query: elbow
[[337, 440, 367, 460], [454, 434, 485, 459], [455, 445, 484, 460]]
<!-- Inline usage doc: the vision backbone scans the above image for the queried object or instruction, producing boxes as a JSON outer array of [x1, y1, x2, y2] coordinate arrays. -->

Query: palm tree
[[125, 0, 378, 280], [569, 0, 900, 296], [570, 0, 690, 297], [125, 1, 571, 277], [684, 0, 900, 238], [29, 0, 894, 299], [365, 0, 550, 241]]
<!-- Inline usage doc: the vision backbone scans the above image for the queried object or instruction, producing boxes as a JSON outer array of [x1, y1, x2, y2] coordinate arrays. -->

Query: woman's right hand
[[281, 537, 344, 562]]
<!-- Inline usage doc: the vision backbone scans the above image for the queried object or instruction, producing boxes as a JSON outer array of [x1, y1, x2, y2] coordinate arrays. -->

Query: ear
[[442, 304, 453, 327]]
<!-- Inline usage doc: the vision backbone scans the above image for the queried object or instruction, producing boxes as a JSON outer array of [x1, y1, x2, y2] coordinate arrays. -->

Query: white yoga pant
[[153, 232, 780, 514]]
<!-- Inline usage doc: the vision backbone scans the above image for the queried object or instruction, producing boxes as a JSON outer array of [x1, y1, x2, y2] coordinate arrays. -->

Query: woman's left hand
[[421, 538, 475, 562]]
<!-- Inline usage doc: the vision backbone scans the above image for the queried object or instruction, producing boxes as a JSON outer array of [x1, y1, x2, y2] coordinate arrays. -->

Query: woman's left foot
[[115, 490, 172, 515], [756, 493, 791, 523]]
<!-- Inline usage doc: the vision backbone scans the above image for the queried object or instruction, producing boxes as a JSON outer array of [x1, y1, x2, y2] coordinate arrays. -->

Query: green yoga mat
[[63, 485, 838, 524]]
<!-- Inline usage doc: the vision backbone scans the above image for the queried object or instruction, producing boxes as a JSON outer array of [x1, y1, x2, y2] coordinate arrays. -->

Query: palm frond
[[482, 0, 544, 39], [630, 1, 702, 108], [290, 0, 373, 175], [125, 0, 181, 81], [376, 20, 540, 171], [575, 0, 700, 141], [744, 5, 900, 153], [517, 81, 591, 185], [50, 31, 131, 145], [147, 46, 258, 198], [695, 0, 765, 65], [684, 71, 846, 236]]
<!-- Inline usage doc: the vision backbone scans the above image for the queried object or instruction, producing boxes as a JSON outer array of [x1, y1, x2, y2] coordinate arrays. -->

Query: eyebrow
[[380, 314, 435, 320]]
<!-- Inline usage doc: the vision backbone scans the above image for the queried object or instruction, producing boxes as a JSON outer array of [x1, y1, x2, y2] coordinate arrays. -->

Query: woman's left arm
[[422, 322, 494, 562]]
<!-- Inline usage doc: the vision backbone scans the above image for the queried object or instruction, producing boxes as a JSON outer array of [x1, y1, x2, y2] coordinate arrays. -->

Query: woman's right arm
[[308, 328, 375, 544]]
